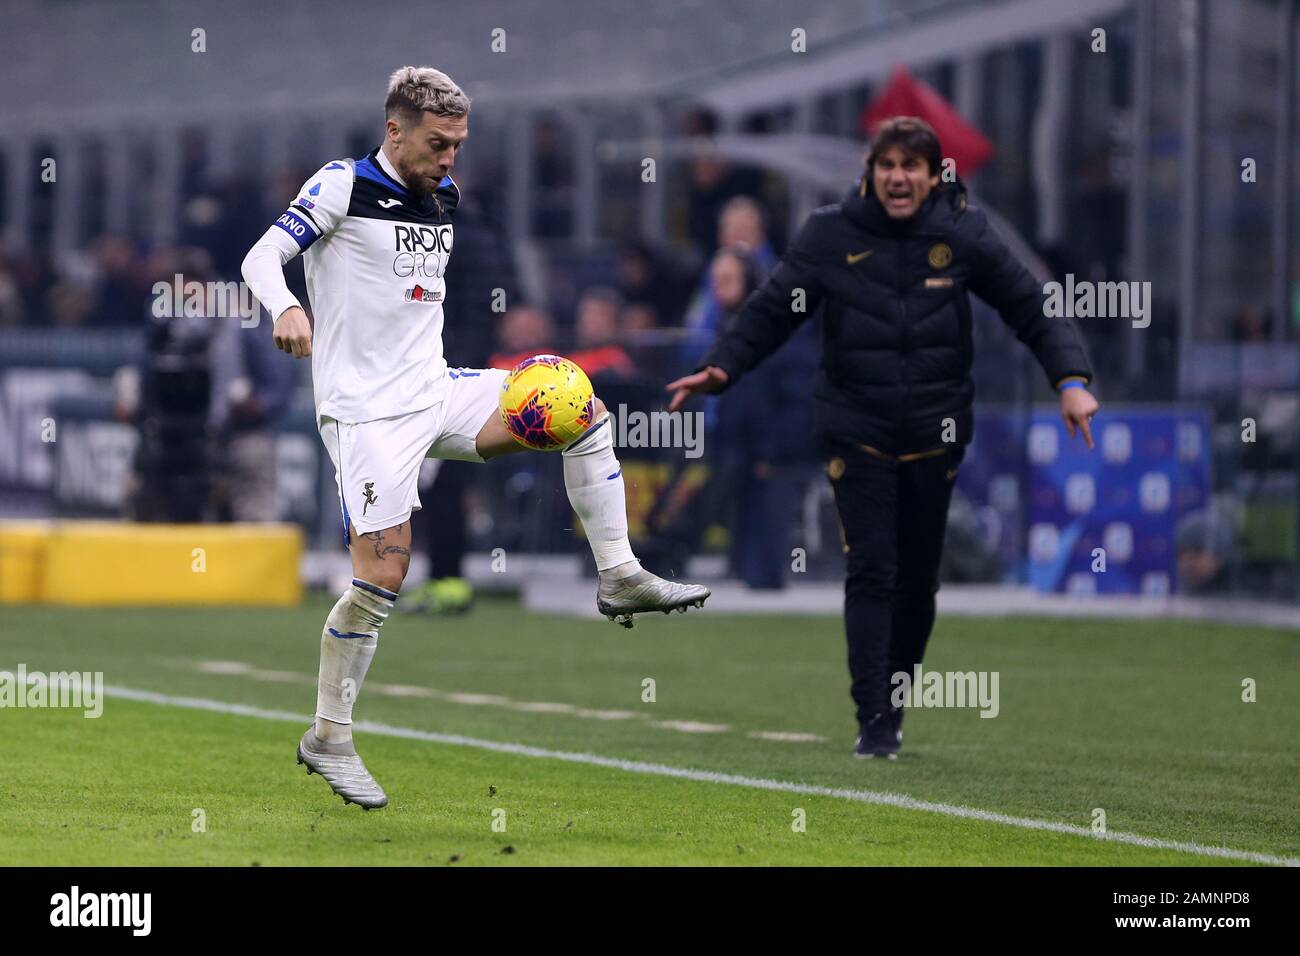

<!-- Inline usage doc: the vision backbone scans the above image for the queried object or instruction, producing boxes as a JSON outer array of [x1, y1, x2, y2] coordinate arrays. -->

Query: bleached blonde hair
[[384, 66, 470, 127]]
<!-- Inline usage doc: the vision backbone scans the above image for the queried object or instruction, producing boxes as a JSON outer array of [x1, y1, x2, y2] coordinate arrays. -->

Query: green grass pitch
[[1, 595, 1296, 866]]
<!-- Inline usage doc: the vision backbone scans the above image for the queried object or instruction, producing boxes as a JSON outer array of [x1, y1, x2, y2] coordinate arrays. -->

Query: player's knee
[[592, 396, 607, 418], [363, 561, 408, 595]]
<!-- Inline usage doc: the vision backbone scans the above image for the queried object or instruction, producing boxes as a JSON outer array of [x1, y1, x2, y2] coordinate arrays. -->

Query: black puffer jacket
[[698, 177, 1093, 455]]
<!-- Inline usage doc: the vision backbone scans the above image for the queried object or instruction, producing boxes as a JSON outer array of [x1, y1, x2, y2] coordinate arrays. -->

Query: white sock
[[314, 579, 396, 743], [563, 413, 638, 573]]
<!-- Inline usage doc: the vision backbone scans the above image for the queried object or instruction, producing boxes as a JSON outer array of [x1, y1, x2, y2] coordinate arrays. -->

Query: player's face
[[390, 111, 468, 195], [872, 145, 939, 220]]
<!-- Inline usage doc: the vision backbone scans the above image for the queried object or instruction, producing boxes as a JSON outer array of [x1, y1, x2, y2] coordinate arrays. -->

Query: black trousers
[[425, 460, 468, 579], [823, 439, 964, 723]]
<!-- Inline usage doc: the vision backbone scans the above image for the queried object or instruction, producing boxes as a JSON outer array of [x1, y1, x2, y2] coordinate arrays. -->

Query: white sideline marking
[[104, 684, 1297, 867], [649, 720, 730, 734], [749, 731, 829, 743], [194, 660, 805, 740]]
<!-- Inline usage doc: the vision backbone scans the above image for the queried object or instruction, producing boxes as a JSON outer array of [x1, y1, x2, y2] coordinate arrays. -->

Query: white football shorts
[[319, 366, 509, 543]]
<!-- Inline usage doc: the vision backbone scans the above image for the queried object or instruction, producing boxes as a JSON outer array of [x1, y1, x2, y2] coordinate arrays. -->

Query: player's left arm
[[965, 210, 1099, 447]]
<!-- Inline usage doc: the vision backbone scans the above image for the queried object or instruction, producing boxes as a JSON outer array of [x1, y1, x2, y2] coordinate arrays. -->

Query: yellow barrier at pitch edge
[[0, 521, 302, 606], [0, 521, 49, 604]]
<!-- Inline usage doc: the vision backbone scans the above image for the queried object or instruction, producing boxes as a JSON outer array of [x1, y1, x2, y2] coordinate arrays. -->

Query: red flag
[[860, 66, 994, 177]]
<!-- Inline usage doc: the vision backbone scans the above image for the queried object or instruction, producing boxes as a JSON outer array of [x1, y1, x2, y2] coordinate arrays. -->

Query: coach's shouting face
[[873, 142, 939, 221]]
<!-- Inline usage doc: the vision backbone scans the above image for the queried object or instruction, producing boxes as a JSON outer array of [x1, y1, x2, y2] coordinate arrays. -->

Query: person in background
[[709, 245, 817, 589], [619, 301, 660, 371], [211, 303, 300, 522], [0, 258, 21, 326], [488, 304, 557, 371], [621, 302, 658, 334], [571, 287, 636, 379], [88, 235, 146, 326], [614, 241, 685, 326], [124, 250, 224, 522], [682, 109, 765, 258], [47, 281, 95, 327], [681, 196, 778, 358]]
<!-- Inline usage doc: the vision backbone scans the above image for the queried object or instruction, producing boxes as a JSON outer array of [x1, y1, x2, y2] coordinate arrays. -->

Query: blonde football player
[[242, 67, 709, 809]]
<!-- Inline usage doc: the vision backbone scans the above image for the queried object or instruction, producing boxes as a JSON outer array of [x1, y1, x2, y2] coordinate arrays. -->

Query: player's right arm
[[240, 160, 353, 359]]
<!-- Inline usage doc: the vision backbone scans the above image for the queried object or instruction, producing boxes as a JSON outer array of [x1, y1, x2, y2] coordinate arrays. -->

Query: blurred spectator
[[681, 196, 778, 358], [614, 241, 687, 324], [709, 248, 755, 315], [88, 235, 147, 326], [124, 251, 225, 521], [441, 162, 522, 368], [13, 252, 56, 323], [48, 281, 95, 327], [571, 287, 636, 378], [1292, 259, 1300, 336], [0, 260, 21, 326], [618, 301, 661, 373], [717, 196, 775, 263], [682, 109, 765, 256], [1177, 498, 1240, 594], [211, 311, 299, 522], [532, 117, 573, 237], [489, 304, 556, 370], [620, 302, 658, 334], [709, 245, 817, 589], [1229, 306, 1270, 342]]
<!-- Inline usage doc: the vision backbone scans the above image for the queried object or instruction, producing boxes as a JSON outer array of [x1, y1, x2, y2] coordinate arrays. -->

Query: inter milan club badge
[[928, 242, 952, 270]]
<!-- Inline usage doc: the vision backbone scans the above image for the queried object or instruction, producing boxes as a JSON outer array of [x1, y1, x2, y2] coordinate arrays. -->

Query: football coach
[[668, 117, 1098, 759]]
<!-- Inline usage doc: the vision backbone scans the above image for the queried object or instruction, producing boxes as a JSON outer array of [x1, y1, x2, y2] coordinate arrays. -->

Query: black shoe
[[888, 707, 904, 746], [854, 713, 899, 760]]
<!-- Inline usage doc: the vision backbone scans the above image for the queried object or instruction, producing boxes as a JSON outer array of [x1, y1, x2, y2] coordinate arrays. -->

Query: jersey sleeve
[[273, 159, 355, 252]]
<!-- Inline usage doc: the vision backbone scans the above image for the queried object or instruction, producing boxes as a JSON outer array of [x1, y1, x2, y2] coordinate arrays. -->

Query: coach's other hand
[[1061, 386, 1100, 449], [273, 306, 313, 358], [666, 366, 729, 412]]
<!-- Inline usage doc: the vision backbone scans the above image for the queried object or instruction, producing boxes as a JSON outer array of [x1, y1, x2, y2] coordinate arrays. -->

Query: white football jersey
[[272, 148, 460, 424]]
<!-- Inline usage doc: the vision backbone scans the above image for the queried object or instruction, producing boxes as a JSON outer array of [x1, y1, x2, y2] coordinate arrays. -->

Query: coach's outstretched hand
[[273, 306, 313, 359], [666, 366, 729, 412], [1061, 386, 1100, 449]]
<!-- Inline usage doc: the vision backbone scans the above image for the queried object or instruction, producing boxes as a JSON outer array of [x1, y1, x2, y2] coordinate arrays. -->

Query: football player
[[242, 67, 708, 809]]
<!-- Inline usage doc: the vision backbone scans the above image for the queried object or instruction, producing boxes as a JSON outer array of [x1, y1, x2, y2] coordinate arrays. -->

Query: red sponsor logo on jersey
[[404, 285, 442, 303]]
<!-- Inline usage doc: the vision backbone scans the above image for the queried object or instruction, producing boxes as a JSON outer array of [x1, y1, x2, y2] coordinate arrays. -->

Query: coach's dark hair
[[385, 66, 471, 128], [866, 116, 942, 176]]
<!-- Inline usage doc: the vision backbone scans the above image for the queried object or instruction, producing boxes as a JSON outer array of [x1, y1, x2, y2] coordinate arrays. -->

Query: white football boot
[[597, 568, 711, 628], [296, 727, 388, 810]]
